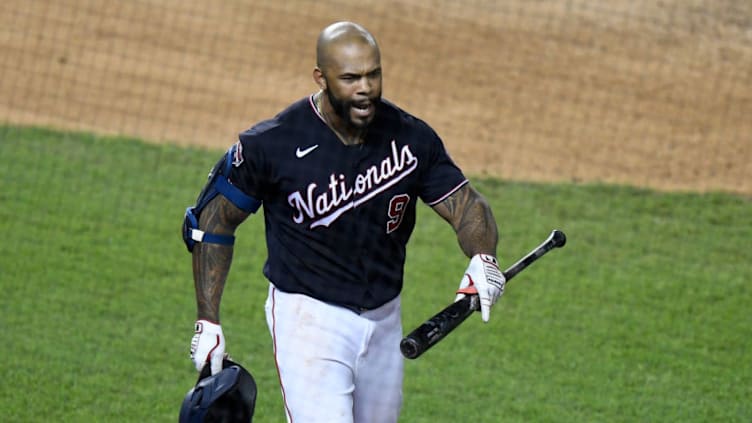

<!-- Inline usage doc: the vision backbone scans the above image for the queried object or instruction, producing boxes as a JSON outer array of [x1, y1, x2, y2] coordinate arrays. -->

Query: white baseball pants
[[265, 284, 404, 423]]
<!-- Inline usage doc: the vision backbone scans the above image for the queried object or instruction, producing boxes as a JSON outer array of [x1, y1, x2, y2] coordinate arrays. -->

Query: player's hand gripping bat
[[400, 229, 567, 359]]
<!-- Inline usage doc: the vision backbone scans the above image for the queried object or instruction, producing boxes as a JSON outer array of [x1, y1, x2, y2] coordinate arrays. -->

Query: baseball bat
[[400, 229, 567, 359]]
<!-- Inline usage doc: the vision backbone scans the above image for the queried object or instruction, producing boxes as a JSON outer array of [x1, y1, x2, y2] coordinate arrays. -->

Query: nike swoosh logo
[[296, 144, 319, 158]]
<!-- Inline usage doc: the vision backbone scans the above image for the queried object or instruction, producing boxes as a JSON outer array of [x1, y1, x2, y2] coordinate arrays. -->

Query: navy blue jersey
[[228, 95, 467, 310]]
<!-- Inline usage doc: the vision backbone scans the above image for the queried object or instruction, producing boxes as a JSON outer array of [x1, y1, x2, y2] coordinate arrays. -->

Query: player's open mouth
[[352, 101, 373, 118]]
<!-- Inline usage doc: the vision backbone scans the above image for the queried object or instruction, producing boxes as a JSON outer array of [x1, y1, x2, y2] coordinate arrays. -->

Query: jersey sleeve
[[226, 125, 271, 201], [418, 126, 468, 206]]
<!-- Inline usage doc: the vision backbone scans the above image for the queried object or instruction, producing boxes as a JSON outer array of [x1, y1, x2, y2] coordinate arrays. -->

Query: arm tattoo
[[434, 185, 498, 258], [192, 196, 249, 322], [440, 188, 461, 217]]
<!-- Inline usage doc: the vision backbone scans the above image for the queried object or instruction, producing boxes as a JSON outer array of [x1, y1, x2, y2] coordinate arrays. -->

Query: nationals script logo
[[288, 140, 417, 228]]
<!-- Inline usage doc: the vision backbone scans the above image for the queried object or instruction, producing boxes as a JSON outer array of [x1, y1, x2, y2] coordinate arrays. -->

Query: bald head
[[312, 21, 383, 137], [316, 21, 380, 71]]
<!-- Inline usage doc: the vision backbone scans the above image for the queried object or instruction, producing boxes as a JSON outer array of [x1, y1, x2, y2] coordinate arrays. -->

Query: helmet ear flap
[[179, 358, 257, 423]]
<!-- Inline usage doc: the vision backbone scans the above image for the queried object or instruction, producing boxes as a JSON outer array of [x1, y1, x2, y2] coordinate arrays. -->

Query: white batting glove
[[190, 319, 225, 375], [455, 254, 506, 322]]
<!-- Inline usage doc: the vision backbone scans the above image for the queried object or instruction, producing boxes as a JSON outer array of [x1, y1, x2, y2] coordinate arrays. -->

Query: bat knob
[[551, 230, 567, 248]]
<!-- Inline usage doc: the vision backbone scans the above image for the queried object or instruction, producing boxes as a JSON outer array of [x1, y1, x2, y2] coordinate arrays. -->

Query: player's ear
[[313, 67, 327, 91]]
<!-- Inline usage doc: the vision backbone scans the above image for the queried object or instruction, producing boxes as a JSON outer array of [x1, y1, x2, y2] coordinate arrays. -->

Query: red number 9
[[386, 194, 410, 233]]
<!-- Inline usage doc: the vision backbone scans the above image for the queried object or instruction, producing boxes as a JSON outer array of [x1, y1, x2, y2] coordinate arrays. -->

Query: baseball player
[[184, 21, 506, 423]]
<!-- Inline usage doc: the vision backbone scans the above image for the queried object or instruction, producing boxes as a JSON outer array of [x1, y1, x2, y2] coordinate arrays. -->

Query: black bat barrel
[[400, 295, 478, 359]]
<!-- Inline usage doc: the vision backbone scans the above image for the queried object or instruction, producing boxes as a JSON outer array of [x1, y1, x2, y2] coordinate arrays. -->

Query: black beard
[[325, 89, 379, 130]]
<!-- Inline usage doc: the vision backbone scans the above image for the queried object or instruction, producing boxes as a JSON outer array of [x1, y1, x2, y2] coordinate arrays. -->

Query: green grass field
[[1, 126, 750, 422]]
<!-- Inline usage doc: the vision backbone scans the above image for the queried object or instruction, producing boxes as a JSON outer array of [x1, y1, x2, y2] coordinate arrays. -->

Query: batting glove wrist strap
[[455, 254, 506, 323], [190, 319, 226, 375]]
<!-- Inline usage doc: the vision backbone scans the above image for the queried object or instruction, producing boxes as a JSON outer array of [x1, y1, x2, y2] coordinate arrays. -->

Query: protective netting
[[1, 0, 750, 193]]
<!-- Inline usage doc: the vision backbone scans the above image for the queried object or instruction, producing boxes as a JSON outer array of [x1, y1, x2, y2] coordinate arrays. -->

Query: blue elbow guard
[[183, 207, 236, 251], [182, 144, 261, 252]]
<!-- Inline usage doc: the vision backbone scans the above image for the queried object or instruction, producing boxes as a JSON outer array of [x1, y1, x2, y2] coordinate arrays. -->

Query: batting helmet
[[179, 358, 257, 423]]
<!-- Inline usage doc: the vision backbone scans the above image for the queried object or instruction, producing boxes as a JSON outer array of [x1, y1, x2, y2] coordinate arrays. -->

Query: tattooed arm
[[192, 195, 250, 322], [433, 183, 504, 322], [431, 184, 499, 258]]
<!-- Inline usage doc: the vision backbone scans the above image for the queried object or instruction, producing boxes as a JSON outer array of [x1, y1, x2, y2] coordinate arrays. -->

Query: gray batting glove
[[455, 254, 506, 322], [190, 319, 225, 375]]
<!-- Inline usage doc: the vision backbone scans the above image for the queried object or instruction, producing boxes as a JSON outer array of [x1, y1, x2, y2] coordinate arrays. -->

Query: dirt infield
[[1, 0, 751, 194]]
